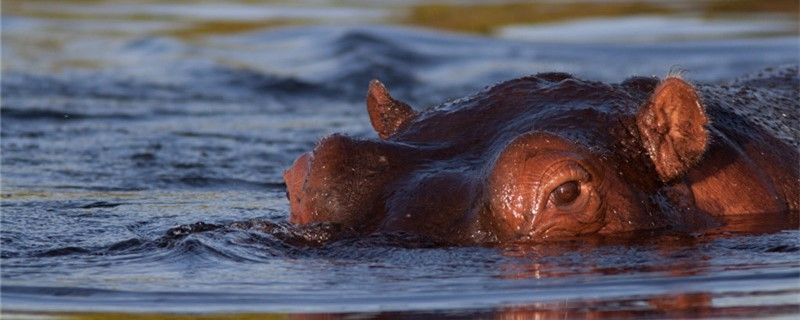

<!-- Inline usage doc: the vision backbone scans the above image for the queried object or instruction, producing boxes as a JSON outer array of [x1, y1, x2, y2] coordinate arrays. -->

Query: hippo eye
[[552, 181, 580, 206]]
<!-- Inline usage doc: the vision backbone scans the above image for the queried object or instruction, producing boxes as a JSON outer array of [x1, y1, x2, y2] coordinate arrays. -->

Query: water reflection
[[494, 292, 797, 320], [281, 291, 795, 319]]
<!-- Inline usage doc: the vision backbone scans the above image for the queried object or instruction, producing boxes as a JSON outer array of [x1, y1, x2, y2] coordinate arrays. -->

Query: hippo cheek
[[487, 179, 536, 240], [380, 171, 481, 239]]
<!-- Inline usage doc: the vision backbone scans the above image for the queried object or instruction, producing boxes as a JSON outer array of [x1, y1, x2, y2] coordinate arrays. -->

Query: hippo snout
[[283, 134, 413, 228], [284, 151, 313, 224]]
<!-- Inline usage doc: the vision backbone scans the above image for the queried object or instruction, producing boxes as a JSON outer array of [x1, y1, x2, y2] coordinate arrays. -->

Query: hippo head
[[284, 73, 709, 243]]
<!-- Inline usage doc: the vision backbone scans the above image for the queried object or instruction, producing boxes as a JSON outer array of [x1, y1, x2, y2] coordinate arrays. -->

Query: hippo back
[[699, 65, 799, 149]]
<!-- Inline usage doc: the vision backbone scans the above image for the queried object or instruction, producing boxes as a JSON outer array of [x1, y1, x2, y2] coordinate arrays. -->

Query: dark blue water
[[2, 13, 800, 318]]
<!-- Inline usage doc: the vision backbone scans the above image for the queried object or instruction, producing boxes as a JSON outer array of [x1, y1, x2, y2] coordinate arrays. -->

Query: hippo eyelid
[[539, 160, 591, 196]]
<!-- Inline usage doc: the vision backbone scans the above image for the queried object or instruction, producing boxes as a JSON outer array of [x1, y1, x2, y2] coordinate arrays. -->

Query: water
[[2, 1, 800, 318]]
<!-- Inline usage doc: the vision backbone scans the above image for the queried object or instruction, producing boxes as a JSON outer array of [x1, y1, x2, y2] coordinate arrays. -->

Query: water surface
[[2, 1, 800, 318]]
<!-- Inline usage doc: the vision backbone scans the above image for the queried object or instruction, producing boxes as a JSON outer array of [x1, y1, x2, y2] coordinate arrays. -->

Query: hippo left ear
[[636, 77, 709, 182], [367, 80, 417, 140]]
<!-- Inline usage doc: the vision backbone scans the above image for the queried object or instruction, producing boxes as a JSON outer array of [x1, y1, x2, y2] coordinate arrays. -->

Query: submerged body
[[284, 66, 799, 244]]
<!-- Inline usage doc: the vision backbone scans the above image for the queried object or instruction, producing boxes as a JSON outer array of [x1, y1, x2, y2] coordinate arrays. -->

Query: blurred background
[[3, 0, 798, 73]]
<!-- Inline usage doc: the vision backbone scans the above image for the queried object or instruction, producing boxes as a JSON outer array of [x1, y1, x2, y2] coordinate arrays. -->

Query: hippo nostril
[[284, 151, 312, 202]]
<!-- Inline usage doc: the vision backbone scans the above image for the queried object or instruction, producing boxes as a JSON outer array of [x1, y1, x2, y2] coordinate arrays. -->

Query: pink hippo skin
[[284, 67, 799, 244]]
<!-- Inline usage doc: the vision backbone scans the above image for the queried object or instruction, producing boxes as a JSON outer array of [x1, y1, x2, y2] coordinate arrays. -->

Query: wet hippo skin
[[284, 66, 799, 244]]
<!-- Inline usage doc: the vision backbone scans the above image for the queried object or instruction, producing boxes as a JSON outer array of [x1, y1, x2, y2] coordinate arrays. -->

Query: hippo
[[284, 66, 799, 244]]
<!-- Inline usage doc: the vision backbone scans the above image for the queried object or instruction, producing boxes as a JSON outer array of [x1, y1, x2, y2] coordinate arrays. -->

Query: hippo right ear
[[636, 77, 709, 182], [367, 80, 416, 140]]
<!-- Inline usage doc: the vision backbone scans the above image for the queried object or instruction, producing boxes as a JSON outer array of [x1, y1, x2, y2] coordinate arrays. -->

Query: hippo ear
[[636, 77, 709, 182], [367, 79, 417, 140]]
